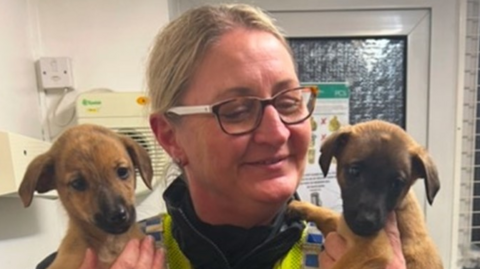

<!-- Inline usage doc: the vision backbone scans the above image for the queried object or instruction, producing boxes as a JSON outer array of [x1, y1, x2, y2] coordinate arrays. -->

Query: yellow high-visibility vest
[[143, 214, 322, 269]]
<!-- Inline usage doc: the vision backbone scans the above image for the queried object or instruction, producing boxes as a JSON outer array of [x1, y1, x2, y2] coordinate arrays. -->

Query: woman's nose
[[253, 105, 290, 145]]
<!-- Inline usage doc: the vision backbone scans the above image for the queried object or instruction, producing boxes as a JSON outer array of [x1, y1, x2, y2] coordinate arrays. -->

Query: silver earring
[[174, 158, 183, 167]]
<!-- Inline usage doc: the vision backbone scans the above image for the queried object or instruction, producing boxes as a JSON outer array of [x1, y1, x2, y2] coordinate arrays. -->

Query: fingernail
[[144, 235, 154, 246], [87, 248, 96, 257], [128, 238, 140, 248], [147, 235, 154, 242]]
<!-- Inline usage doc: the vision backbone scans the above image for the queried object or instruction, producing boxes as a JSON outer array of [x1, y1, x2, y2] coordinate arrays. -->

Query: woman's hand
[[318, 231, 347, 268], [319, 212, 406, 269], [79, 236, 165, 269], [384, 213, 406, 269]]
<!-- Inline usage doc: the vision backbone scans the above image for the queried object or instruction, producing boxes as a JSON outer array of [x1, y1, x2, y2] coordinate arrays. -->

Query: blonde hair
[[146, 3, 291, 113]]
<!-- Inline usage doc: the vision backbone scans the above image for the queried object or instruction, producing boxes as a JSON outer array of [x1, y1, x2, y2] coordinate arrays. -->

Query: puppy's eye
[[70, 178, 87, 191], [347, 166, 361, 177], [390, 178, 405, 192], [117, 167, 130, 180]]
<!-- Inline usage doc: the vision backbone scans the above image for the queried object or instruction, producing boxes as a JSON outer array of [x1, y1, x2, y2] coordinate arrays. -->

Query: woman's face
[[172, 29, 311, 217]]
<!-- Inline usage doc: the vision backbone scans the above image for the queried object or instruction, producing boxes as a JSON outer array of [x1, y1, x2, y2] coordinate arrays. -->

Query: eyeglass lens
[[216, 87, 314, 135]]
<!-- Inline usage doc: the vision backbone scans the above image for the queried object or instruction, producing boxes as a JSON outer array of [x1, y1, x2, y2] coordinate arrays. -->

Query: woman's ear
[[150, 113, 186, 161]]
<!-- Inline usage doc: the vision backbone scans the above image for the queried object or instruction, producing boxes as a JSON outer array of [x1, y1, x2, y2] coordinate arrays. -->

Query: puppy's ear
[[319, 127, 352, 177], [119, 136, 153, 189], [411, 148, 440, 205], [18, 153, 55, 207]]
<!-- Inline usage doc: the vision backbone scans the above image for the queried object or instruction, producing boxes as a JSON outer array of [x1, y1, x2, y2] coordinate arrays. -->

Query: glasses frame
[[166, 86, 318, 135]]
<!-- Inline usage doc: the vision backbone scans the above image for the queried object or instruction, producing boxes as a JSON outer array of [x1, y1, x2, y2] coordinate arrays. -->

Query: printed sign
[[297, 83, 350, 213]]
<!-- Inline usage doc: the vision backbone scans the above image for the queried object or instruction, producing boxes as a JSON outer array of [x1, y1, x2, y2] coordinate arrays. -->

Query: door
[[272, 9, 430, 214]]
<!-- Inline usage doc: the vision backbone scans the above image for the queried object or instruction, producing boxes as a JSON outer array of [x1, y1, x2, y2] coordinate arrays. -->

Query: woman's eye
[[217, 98, 258, 123], [220, 106, 251, 122], [70, 177, 88, 191], [117, 167, 130, 180], [276, 98, 301, 114]]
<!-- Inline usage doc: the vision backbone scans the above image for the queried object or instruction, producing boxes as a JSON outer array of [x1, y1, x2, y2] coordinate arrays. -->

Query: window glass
[[289, 37, 407, 127]]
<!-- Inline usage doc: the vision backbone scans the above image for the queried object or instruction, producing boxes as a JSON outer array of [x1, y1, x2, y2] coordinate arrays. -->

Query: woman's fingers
[[319, 213, 406, 269], [111, 238, 141, 269], [324, 232, 348, 259], [319, 248, 335, 268], [385, 213, 406, 269], [152, 248, 166, 268], [385, 212, 401, 247], [78, 237, 164, 269], [319, 232, 348, 269], [79, 248, 98, 269], [111, 236, 165, 269], [135, 236, 155, 268]]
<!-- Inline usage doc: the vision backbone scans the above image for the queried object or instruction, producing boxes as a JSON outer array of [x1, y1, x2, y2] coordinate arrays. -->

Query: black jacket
[[164, 176, 304, 269]]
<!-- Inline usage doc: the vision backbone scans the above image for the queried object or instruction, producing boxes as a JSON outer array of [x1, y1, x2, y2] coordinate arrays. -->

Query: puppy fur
[[289, 120, 443, 269], [19, 124, 153, 269]]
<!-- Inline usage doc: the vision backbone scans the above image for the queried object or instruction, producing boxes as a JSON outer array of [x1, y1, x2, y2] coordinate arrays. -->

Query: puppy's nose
[[355, 214, 377, 231], [351, 211, 384, 236], [108, 207, 128, 224]]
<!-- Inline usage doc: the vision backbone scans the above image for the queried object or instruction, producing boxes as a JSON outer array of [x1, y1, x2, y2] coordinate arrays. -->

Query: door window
[[289, 37, 406, 127]]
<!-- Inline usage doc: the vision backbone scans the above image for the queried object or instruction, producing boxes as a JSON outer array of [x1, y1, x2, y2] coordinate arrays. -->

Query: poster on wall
[[297, 83, 350, 213]]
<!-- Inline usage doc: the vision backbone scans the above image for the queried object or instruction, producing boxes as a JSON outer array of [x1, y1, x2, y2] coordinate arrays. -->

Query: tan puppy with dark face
[[289, 120, 443, 269], [18, 124, 153, 269]]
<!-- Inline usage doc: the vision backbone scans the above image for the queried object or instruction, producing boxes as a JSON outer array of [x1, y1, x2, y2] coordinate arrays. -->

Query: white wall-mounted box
[[76, 91, 170, 195], [35, 57, 74, 91], [0, 131, 51, 197]]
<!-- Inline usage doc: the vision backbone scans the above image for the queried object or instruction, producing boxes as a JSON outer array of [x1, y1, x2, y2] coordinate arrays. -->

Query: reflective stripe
[[273, 226, 307, 269], [163, 214, 192, 269]]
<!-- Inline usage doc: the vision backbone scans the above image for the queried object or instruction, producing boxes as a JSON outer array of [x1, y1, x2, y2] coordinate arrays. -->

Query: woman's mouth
[[249, 156, 287, 166], [244, 155, 292, 178]]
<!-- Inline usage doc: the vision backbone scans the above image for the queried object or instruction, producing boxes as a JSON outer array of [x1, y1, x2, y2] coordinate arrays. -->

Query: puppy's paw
[[286, 200, 311, 222], [287, 200, 340, 235]]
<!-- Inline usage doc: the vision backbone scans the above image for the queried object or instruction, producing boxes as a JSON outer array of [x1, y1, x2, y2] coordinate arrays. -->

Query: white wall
[[0, 198, 65, 269], [36, 0, 169, 92], [0, 0, 43, 139], [35, 0, 170, 139], [0, 1, 170, 268], [0, 1, 60, 268]]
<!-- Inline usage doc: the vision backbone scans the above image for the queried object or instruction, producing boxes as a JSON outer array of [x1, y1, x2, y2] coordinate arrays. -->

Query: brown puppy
[[289, 120, 443, 269], [18, 124, 153, 269]]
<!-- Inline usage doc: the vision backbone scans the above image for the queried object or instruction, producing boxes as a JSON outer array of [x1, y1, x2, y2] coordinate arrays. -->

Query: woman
[[80, 3, 405, 269]]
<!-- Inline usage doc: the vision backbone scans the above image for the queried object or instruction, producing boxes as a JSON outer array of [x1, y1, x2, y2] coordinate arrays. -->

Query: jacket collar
[[163, 176, 305, 269]]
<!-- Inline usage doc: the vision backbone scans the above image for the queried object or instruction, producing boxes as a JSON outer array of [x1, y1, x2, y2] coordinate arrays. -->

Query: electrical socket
[[36, 57, 74, 91]]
